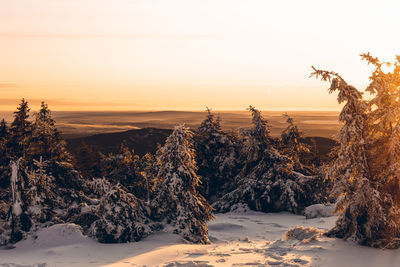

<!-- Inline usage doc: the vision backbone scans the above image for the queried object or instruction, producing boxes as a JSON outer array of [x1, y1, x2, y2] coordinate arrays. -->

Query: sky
[[0, 0, 399, 111]]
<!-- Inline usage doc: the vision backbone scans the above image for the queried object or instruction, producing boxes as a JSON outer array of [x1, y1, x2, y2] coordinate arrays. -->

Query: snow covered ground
[[1, 211, 400, 267]]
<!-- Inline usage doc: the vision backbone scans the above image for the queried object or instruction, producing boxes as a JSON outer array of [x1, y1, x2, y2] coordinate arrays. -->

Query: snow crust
[[16, 224, 93, 249], [2, 211, 400, 266], [304, 203, 336, 219]]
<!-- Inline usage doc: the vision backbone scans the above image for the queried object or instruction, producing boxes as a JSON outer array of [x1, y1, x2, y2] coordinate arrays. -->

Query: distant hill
[[66, 127, 338, 161], [66, 127, 172, 157]]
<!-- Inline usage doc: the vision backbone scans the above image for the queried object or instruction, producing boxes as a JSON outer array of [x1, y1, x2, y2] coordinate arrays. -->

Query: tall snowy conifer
[[312, 53, 400, 248], [195, 108, 238, 201], [280, 114, 311, 174], [213, 106, 315, 214], [28, 102, 71, 163], [151, 125, 214, 244], [8, 99, 32, 158]]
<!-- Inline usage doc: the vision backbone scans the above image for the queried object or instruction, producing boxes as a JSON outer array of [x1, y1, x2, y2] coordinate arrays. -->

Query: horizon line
[[0, 108, 341, 113]]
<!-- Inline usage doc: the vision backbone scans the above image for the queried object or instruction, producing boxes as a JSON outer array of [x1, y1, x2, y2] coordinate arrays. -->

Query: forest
[[1, 53, 400, 250]]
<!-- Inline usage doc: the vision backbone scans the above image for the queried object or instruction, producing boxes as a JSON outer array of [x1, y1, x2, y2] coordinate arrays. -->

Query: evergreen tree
[[8, 99, 32, 159], [213, 106, 316, 214], [0, 119, 9, 188], [151, 125, 214, 244], [27, 102, 71, 163], [0, 119, 8, 141], [137, 152, 158, 204], [311, 53, 400, 248], [73, 141, 104, 178], [280, 114, 312, 174], [6, 159, 27, 243], [102, 144, 154, 200], [194, 108, 239, 201], [88, 184, 151, 243], [0, 102, 87, 245]]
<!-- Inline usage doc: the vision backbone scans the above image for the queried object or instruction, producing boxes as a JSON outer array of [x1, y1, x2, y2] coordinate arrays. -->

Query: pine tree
[[0, 119, 8, 141], [0, 102, 88, 245], [5, 159, 32, 244], [88, 184, 151, 243], [0, 119, 9, 188], [8, 99, 32, 159], [311, 53, 400, 248], [137, 152, 158, 204], [73, 141, 104, 178], [213, 106, 316, 214], [280, 114, 311, 173], [27, 102, 71, 163], [103, 144, 148, 199], [194, 108, 239, 201], [151, 125, 214, 244]]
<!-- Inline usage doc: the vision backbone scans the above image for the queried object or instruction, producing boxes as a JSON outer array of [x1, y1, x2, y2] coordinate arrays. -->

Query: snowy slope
[[1, 211, 400, 267]]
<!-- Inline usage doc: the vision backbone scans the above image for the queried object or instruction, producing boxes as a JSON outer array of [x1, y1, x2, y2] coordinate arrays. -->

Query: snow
[[15, 224, 93, 249], [304, 204, 336, 219], [2, 211, 400, 266], [10, 160, 22, 216]]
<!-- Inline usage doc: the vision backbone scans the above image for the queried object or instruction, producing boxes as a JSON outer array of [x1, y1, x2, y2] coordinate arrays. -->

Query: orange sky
[[1, 0, 399, 111]]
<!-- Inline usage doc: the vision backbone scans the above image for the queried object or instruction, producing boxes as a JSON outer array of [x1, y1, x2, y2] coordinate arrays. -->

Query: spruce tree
[[73, 141, 104, 178], [88, 184, 151, 243], [103, 144, 148, 199], [0, 119, 8, 141], [0, 119, 9, 188], [27, 102, 71, 163], [280, 114, 311, 173], [0, 102, 85, 245], [194, 108, 239, 201], [151, 125, 214, 244], [311, 53, 400, 248], [8, 99, 32, 158], [213, 106, 315, 214]]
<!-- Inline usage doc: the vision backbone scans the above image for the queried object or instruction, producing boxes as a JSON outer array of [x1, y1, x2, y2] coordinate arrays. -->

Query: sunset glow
[[1, 0, 399, 111]]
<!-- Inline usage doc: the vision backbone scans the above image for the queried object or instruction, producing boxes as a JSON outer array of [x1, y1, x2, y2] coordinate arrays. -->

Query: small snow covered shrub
[[151, 125, 214, 244], [285, 226, 324, 243], [89, 184, 151, 243]]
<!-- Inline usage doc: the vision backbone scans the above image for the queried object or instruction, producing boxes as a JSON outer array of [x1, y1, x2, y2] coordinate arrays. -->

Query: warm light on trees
[[311, 53, 400, 248]]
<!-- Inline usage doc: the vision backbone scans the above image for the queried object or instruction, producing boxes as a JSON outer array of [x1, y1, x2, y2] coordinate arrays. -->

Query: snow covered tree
[[4, 159, 32, 244], [0, 102, 90, 245], [311, 53, 400, 248], [280, 114, 312, 174], [213, 106, 318, 214], [7, 99, 32, 159], [137, 152, 159, 203], [194, 108, 239, 201], [151, 125, 214, 244], [102, 144, 149, 199], [88, 184, 151, 243], [27, 102, 71, 163]]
